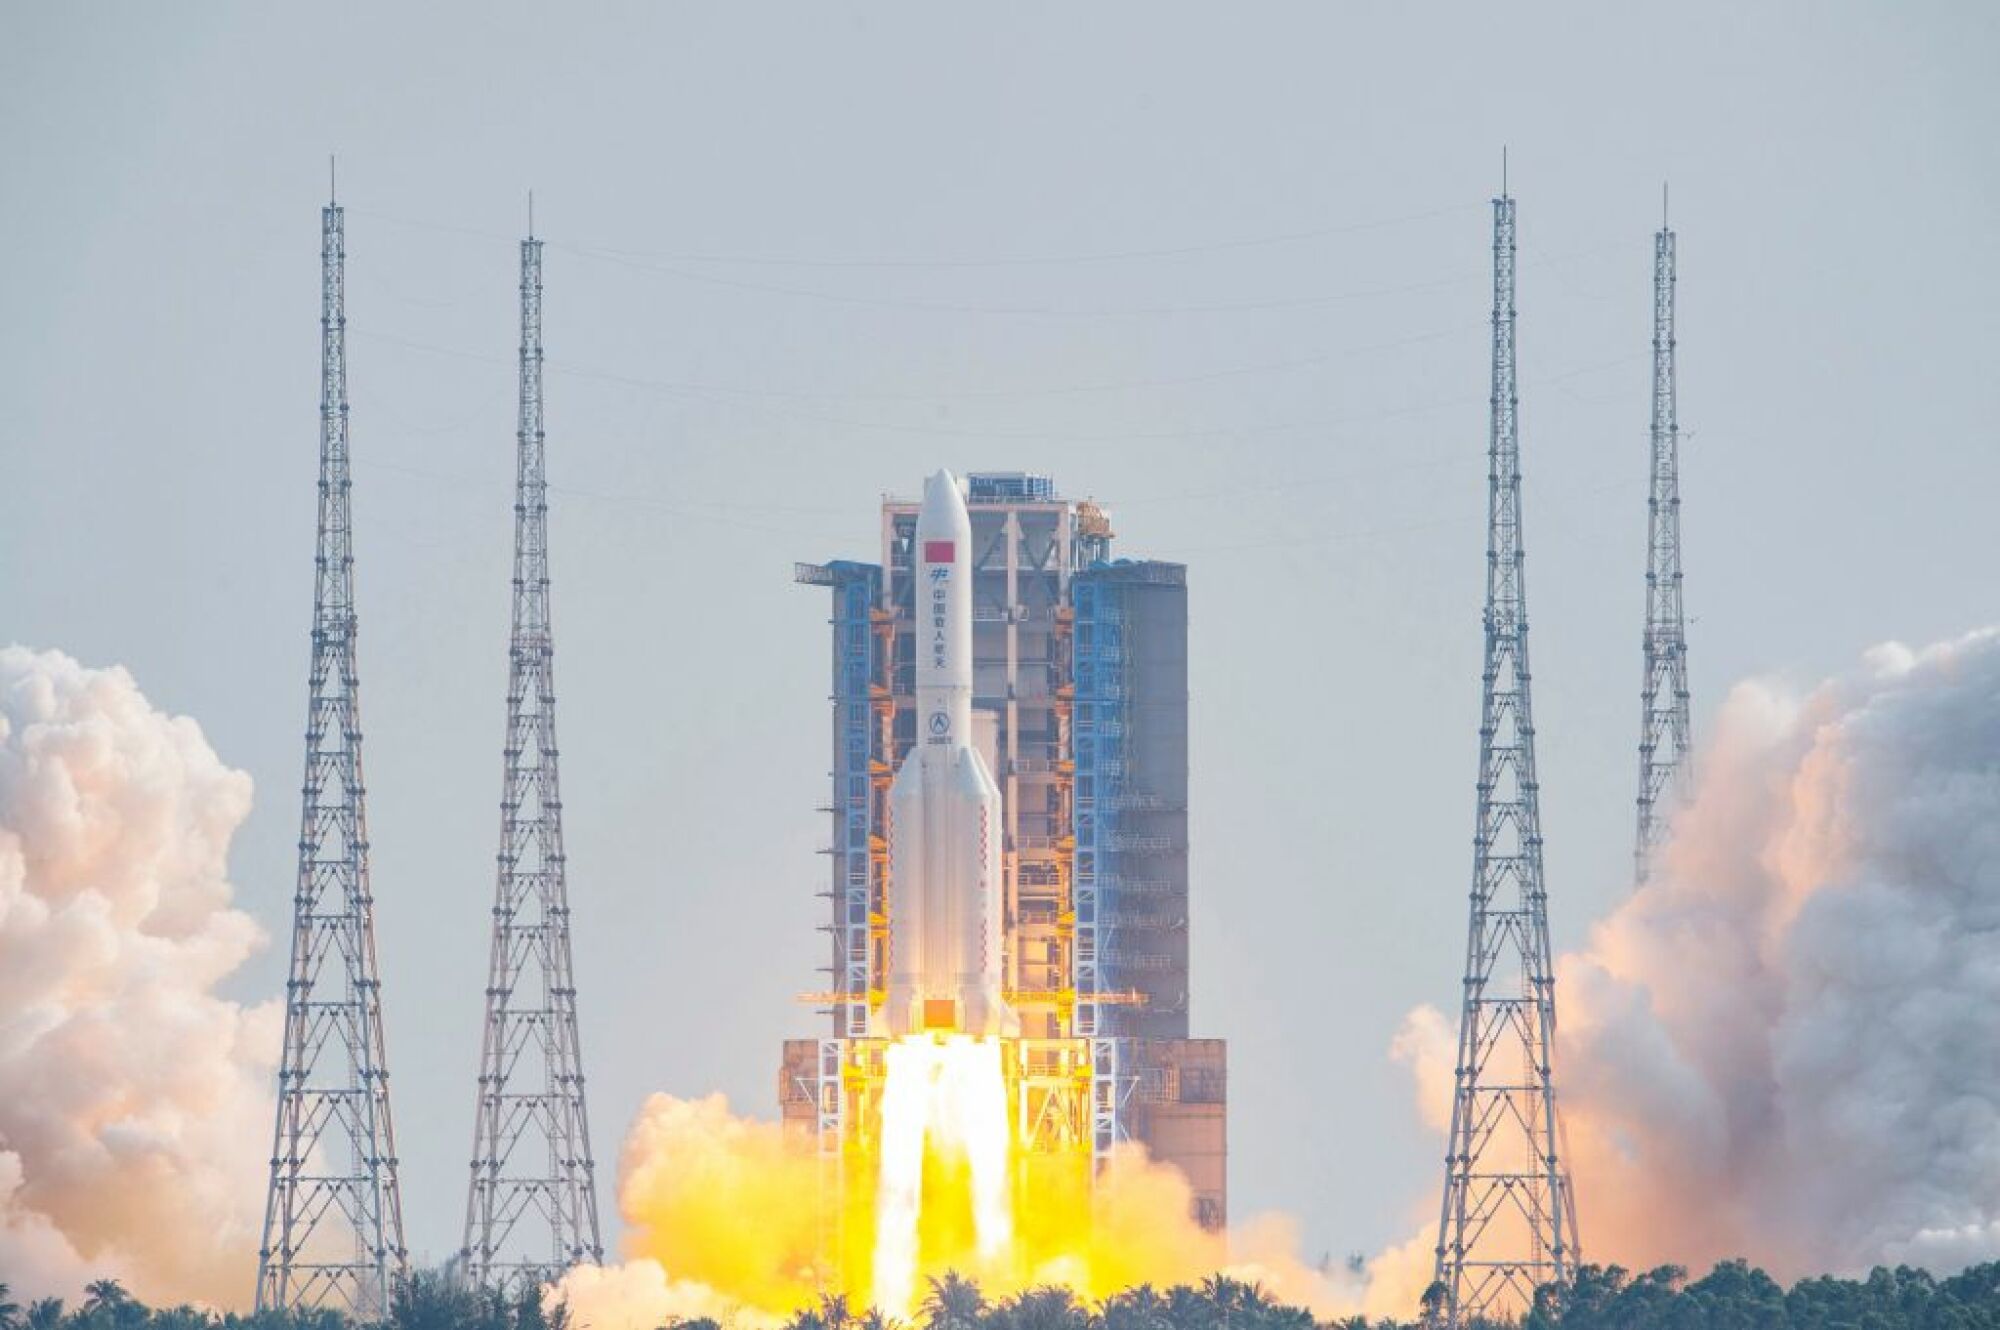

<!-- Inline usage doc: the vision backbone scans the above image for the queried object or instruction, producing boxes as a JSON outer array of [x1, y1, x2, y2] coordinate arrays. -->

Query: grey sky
[[4, 3, 1997, 1276]]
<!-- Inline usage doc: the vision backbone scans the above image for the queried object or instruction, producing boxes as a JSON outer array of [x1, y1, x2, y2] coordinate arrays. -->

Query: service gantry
[[257, 187, 410, 1317], [462, 226, 605, 1288], [1634, 192, 1690, 887], [786, 478, 1223, 1288], [1431, 185, 1580, 1325]]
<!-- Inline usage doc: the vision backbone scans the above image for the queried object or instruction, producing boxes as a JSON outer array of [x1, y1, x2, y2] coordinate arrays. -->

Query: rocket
[[883, 471, 1016, 1039]]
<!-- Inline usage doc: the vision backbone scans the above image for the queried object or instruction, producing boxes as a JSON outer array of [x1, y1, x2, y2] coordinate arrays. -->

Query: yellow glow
[[871, 1035, 1013, 1316], [855, 1033, 1241, 1317], [591, 1063, 1363, 1329]]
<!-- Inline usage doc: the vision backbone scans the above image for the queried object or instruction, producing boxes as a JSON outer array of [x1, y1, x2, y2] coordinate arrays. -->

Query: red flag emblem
[[924, 540, 955, 563]]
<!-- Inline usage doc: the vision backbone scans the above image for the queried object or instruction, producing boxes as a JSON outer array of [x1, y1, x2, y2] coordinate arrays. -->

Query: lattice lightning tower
[[257, 188, 409, 1316], [462, 227, 605, 1288], [1634, 194, 1690, 887], [1431, 187, 1580, 1325]]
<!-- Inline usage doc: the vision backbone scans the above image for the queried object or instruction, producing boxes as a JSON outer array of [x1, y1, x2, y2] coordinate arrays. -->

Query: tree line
[[7, 1261, 2000, 1330]]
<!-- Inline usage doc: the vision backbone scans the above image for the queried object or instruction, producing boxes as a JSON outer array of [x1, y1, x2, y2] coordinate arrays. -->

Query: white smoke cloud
[[0, 646, 276, 1307], [1398, 626, 2000, 1284], [553, 1255, 774, 1330]]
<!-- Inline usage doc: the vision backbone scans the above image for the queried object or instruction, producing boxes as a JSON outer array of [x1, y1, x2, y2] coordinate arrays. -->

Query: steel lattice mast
[[1634, 193, 1690, 887], [462, 226, 605, 1288], [1431, 186, 1579, 1326], [257, 186, 409, 1317]]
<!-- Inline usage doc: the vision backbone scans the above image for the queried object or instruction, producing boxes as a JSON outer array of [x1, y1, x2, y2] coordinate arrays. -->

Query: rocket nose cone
[[919, 469, 971, 537], [923, 469, 962, 507]]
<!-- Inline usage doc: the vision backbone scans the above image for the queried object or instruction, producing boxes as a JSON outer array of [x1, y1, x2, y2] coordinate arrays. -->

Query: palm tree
[[82, 1282, 130, 1320], [23, 1301, 61, 1330], [784, 1293, 855, 1330], [1415, 1280, 1447, 1330], [149, 1305, 216, 1330], [1162, 1285, 1208, 1330], [1196, 1275, 1275, 1327], [920, 1274, 986, 1330], [0, 1282, 21, 1330], [991, 1286, 1091, 1330], [1101, 1283, 1166, 1330], [818, 1295, 854, 1330], [1199, 1276, 1238, 1326]]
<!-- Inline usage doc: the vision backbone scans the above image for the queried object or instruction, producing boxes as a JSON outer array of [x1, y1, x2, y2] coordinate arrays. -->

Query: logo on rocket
[[883, 471, 1017, 1039]]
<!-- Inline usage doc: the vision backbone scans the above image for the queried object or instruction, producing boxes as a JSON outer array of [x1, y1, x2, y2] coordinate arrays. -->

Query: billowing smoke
[[1399, 626, 2000, 1284], [552, 1095, 812, 1330], [0, 647, 276, 1306]]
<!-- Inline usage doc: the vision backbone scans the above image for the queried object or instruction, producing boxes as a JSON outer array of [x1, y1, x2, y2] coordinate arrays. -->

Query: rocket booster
[[884, 471, 1015, 1039]]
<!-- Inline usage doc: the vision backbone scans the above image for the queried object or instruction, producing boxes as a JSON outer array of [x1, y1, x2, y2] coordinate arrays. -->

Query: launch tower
[[461, 228, 605, 1286], [1634, 194, 1690, 887], [257, 189, 409, 1316], [1431, 189, 1580, 1324], [788, 474, 1224, 1281]]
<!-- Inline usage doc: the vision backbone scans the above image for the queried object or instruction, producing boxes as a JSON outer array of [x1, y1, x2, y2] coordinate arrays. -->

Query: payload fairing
[[883, 472, 1017, 1039]]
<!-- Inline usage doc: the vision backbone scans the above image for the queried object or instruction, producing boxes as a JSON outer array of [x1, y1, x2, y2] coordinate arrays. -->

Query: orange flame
[[566, 1079, 1373, 1329]]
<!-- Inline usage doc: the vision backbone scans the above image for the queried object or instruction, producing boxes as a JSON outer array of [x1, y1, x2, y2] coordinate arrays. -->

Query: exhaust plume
[[554, 1092, 1373, 1327], [1399, 626, 2000, 1286], [0, 647, 275, 1306]]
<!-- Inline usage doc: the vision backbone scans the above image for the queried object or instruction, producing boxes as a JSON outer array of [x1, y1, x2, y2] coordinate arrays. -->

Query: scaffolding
[[795, 560, 891, 1043], [795, 559, 893, 1283], [1072, 576, 1135, 1168]]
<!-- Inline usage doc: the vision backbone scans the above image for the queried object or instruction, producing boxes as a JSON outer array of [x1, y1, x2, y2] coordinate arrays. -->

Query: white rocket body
[[884, 471, 1015, 1039]]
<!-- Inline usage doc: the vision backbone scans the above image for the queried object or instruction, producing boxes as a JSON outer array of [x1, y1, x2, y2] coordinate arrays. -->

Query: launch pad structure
[[788, 475, 1225, 1282]]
